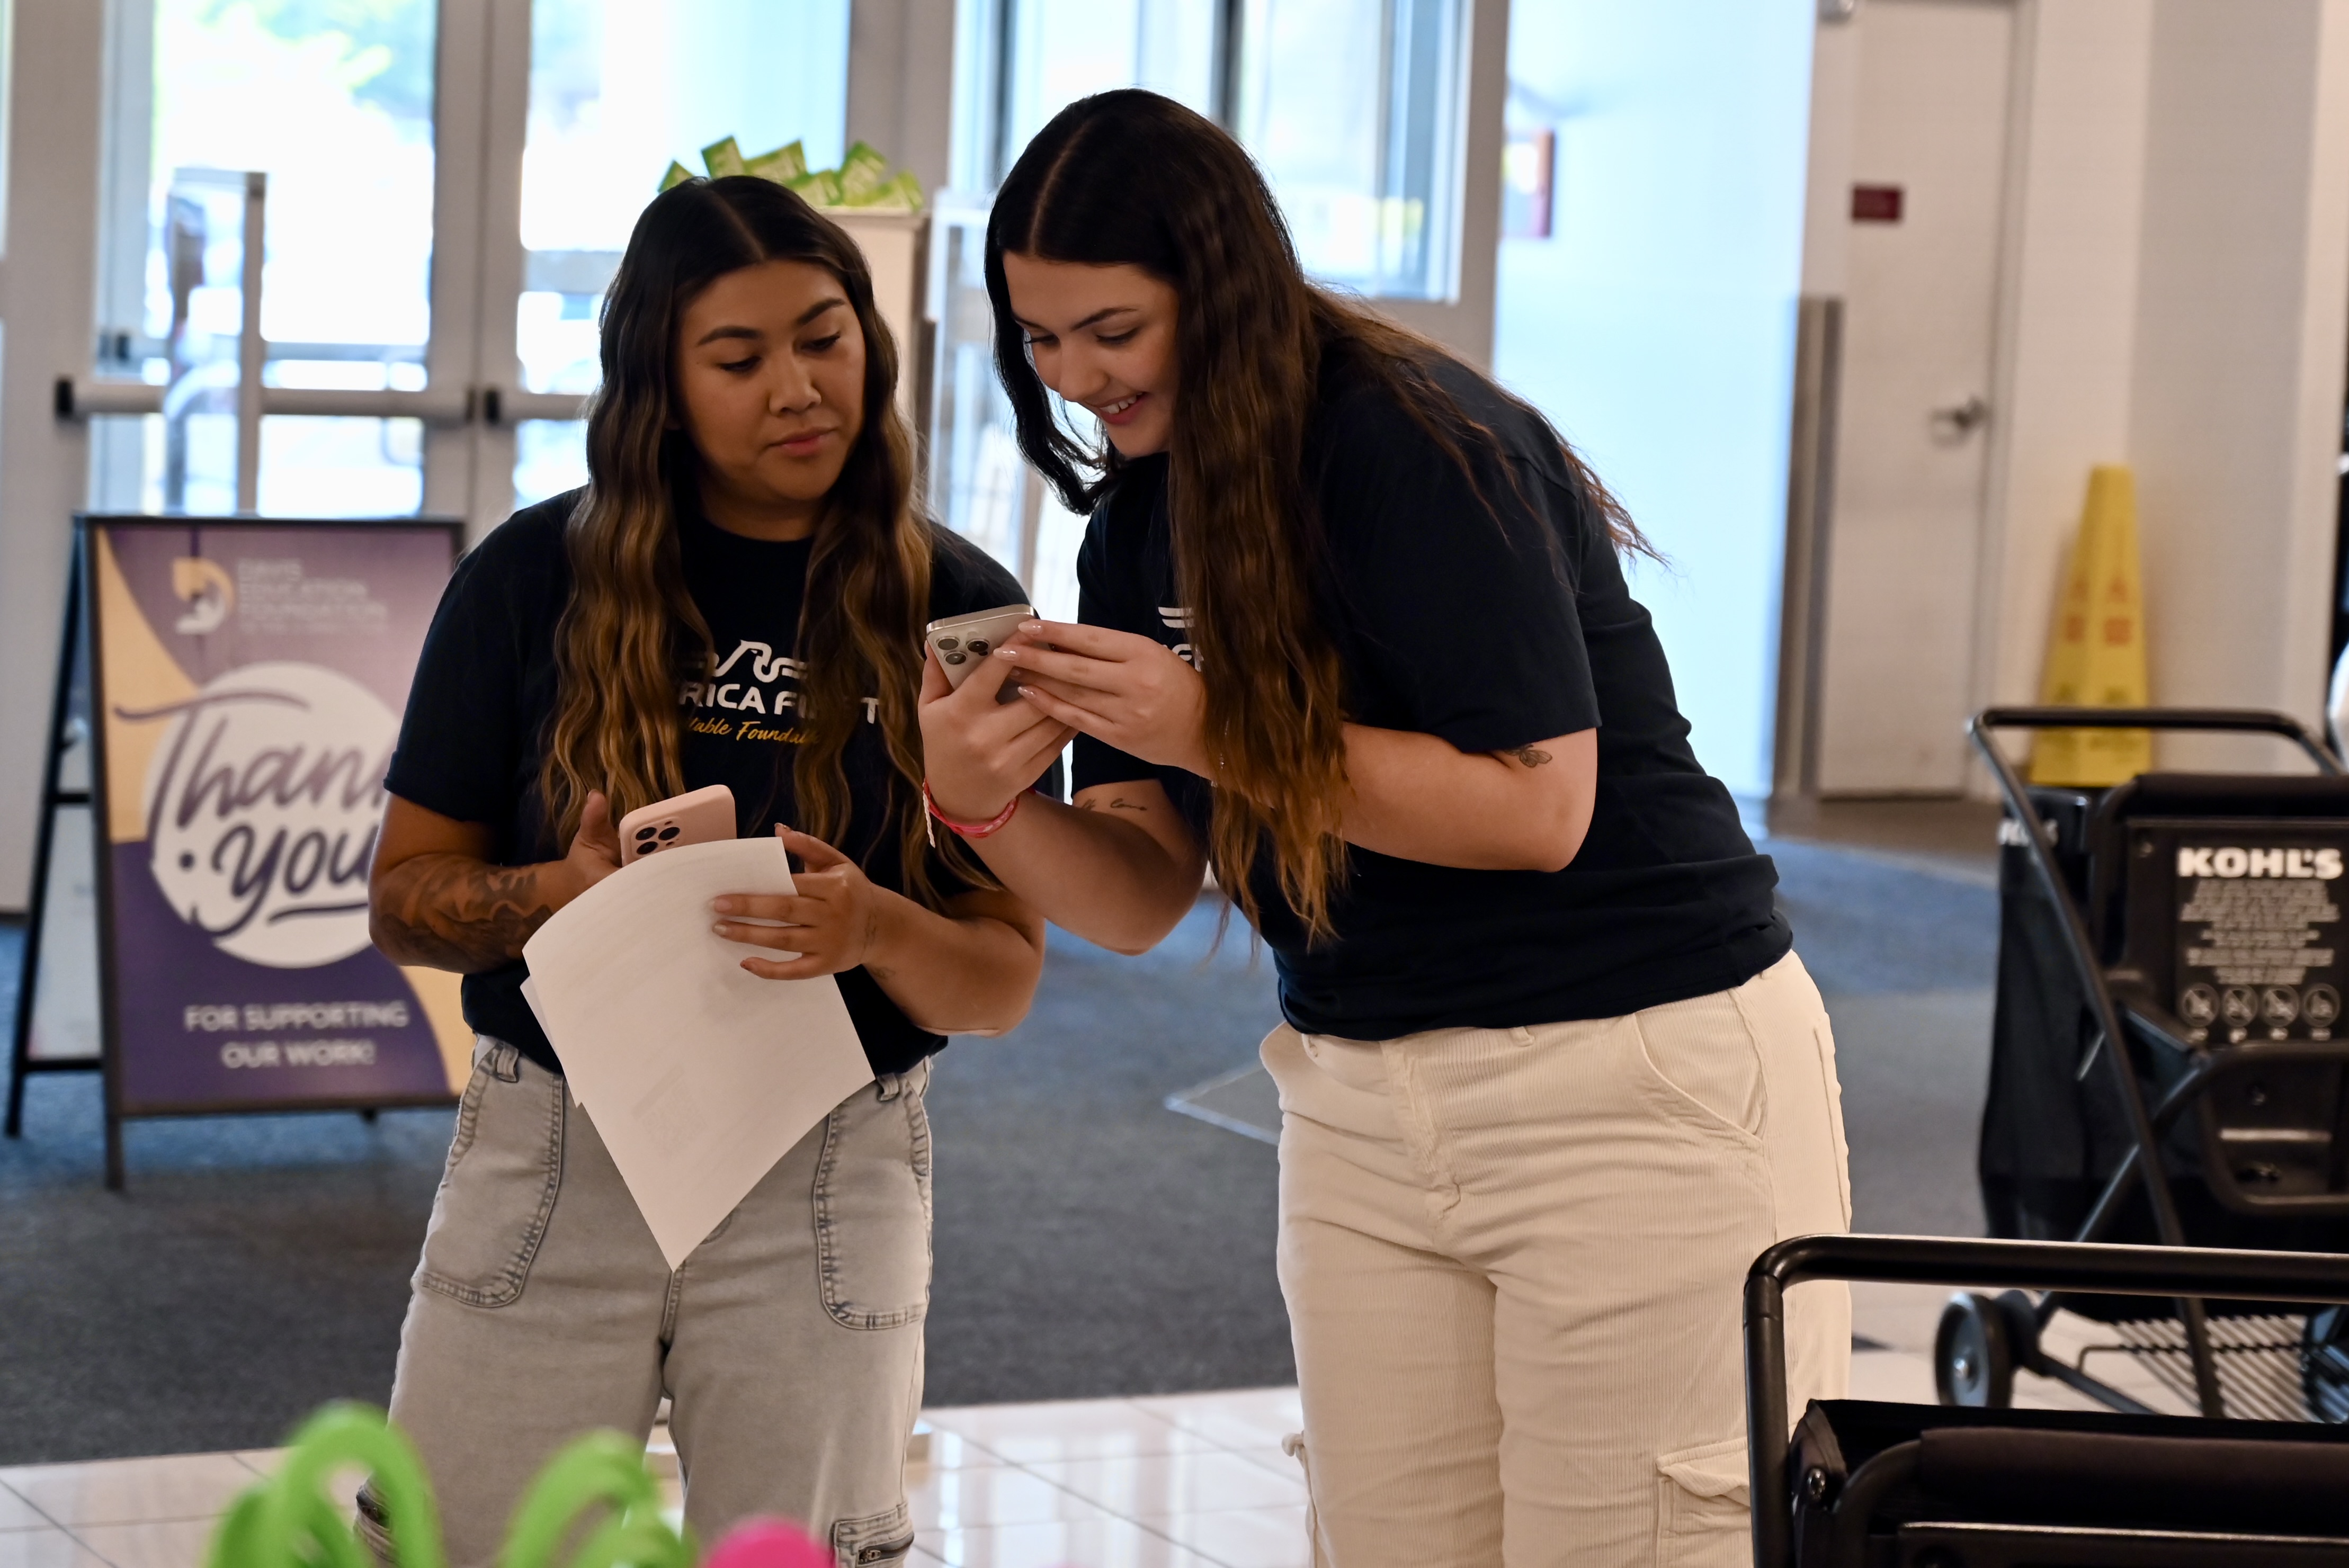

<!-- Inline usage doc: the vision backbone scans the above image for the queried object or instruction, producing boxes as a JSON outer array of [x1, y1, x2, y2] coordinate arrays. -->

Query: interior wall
[[2123, 0, 2349, 766], [1806, 0, 2349, 787], [1494, 0, 1818, 800], [1974, 0, 2152, 727], [1798, 15, 1857, 300], [0, 0, 107, 908]]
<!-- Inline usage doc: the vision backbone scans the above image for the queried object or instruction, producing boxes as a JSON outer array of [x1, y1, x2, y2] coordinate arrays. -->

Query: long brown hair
[[542, 175, 966, 906], [986, 89, 1647, 939]]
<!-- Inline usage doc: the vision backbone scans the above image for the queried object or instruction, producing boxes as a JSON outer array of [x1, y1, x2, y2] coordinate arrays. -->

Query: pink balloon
[[703, 1518, 833, 1568]]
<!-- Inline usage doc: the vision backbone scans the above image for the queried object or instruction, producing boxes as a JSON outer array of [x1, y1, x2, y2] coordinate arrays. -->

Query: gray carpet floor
[[0, 839, 1999, 1463]]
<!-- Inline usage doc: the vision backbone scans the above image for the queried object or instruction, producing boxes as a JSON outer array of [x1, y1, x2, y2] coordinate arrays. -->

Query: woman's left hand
[[711, 827, 895, 981], [996, 620, 1211, 776]]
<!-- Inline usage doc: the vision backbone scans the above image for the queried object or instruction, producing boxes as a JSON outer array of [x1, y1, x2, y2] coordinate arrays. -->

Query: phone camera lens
[[638, 842, 657, 854], [968, 639, 990, 656], [635, 826, 657, 841], [944, 651, 966, 665], [936, 636, 961, 651], [658, 825, 681, 840]]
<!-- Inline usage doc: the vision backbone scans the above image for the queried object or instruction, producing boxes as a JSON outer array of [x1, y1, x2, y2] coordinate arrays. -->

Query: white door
[[1815, 0, 2012, 795]]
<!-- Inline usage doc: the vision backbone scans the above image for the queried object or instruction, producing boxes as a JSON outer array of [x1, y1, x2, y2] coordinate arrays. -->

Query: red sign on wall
[[1852, 184, 1905, 223]]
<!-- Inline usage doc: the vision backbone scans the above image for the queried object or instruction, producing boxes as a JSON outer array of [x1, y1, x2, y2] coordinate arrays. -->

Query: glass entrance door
[[75, 0, 861, 532], [88, 0, 448, 517]]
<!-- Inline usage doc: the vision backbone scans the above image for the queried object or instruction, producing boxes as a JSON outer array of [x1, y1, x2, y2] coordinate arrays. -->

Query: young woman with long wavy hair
[[367, 175, 1046, 1565], [917, 91, 1852, 1566]]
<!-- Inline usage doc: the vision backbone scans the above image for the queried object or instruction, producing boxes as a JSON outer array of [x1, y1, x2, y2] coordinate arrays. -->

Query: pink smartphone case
[[617, 783, 738, 862]]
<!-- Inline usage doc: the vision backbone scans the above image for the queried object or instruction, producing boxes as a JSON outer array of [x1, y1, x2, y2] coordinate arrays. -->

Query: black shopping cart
[[1747, 1234, 2349, 1568], [1958, 707, 2349, 1420]]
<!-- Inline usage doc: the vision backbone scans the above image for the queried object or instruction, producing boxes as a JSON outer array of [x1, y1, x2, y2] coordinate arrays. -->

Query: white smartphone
[[925, 603, 1035, 703], [615, 783, 737, 864]]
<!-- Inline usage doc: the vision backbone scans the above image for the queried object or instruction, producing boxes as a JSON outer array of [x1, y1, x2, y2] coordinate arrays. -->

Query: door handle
[[54, 378, 582, 427], [1930, 395, 1990, 439]]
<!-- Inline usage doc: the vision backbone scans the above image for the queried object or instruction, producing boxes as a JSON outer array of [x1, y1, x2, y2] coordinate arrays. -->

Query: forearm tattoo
[[1078, 796, 1150, 813], [1505, 745, 1553, 768], [373, 855, 557, 972]]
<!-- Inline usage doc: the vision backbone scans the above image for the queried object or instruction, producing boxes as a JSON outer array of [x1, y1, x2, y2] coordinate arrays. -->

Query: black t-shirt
[[1073, 357, 1791, 1040], [385, 489, 1041, 1077]]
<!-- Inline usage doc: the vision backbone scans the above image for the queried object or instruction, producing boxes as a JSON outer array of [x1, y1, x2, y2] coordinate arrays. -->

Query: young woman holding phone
[[367, 176, 1049, 1565], [918, 91, 1851, 1567]]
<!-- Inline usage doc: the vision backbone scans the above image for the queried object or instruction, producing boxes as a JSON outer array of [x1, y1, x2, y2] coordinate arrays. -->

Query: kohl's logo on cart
[[2176, 846, 2345, 881], [123, 661, 397, 969]]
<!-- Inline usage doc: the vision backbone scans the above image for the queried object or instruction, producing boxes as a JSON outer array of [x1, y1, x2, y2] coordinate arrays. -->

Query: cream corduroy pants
[[1262, 952, 1852, 1568]]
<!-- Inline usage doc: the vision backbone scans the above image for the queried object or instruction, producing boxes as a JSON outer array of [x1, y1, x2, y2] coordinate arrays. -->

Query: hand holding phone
[[925, 604, 1037, 704], [615, 784, 737, 864]]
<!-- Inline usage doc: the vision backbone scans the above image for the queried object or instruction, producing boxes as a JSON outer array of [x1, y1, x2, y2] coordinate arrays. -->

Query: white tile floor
[[0, 1388, 1312, 1568], [0, 1307, 2207, 1568]]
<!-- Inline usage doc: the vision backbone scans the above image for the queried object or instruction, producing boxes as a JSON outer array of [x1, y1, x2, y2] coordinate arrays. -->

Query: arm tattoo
[[1505, 745, 1553, 769], [372, 855, 557, 972], [1079, 796, 1149, 813]]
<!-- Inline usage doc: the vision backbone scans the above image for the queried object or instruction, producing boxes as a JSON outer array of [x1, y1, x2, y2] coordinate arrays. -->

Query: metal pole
[[236, 171, 266, 513], [1744, 1270, 1792, 1568], [7, 545, 85, 1136]]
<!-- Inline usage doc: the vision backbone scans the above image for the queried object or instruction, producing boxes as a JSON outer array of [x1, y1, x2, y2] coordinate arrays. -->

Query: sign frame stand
[[5, 535, 109, 1174], [8, 517, 467, 1190]]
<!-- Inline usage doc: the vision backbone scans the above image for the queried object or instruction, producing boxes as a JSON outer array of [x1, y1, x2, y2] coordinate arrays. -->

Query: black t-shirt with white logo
[[386, 489, 1040, 1076], [1073, 359, 1791, 1039]]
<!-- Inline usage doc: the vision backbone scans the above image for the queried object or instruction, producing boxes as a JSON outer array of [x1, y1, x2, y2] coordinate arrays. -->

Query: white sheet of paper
[[521, 837, 872, 1268]]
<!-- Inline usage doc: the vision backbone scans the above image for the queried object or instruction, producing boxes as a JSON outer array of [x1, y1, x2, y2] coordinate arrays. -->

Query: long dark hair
[[543, 175, 967, 906], [986, 89, 1644, 938]]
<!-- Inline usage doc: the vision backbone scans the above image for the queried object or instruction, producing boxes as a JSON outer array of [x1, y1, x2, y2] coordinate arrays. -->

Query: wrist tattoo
[[1505, 745, 1553, 768], [372, 856, 556, 972]]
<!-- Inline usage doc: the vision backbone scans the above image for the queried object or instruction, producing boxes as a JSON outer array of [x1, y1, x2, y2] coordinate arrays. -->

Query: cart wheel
[[1935, 1292, 2015, 1408], [2303, 1306, 2349, 1422], [1993, 1288, 2044, 1365]]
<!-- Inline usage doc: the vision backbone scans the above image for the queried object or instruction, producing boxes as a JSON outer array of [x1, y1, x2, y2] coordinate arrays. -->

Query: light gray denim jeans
[[367, 1037, 930, 1568]]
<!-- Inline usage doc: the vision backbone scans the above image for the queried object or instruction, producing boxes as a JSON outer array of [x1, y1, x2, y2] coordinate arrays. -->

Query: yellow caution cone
[[2031, 464, 2152, 785]]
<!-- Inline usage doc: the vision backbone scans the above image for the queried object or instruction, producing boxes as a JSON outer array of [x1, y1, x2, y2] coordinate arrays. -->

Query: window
[[982, 0, 1222, 188], [1236, 0, 1465, 300], [514, 0, 853, 505], [92, 0, 440, 515], [932, 0, 1473, 598]]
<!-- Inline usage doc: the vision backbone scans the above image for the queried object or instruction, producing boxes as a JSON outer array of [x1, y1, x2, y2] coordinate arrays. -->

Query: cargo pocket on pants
[[1654, 1437, 1749, 1568], [1282, 1431, 1330, 1568], [415, 1044, 565, 1308], [830, 1501, 914, 1567]]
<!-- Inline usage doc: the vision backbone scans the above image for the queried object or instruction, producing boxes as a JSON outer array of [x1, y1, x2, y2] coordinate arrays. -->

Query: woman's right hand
[[917, 643, 1074, 821], [561, 790, 624, 900]]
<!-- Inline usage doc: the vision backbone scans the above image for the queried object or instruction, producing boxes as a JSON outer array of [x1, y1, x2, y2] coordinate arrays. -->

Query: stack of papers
[[522, 837, 872, 1267]]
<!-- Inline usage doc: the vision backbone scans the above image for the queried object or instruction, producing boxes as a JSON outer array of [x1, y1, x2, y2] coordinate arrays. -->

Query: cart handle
[[1745, 1233, 2349, 1568], [1973, 705, 2341, 774]]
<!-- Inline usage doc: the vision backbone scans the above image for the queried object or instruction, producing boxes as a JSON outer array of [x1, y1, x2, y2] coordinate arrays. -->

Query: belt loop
[[875, 1072, 903, 1103], [1509, 1025, 1534, 1047], [473, 1037, 523, 1081]]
